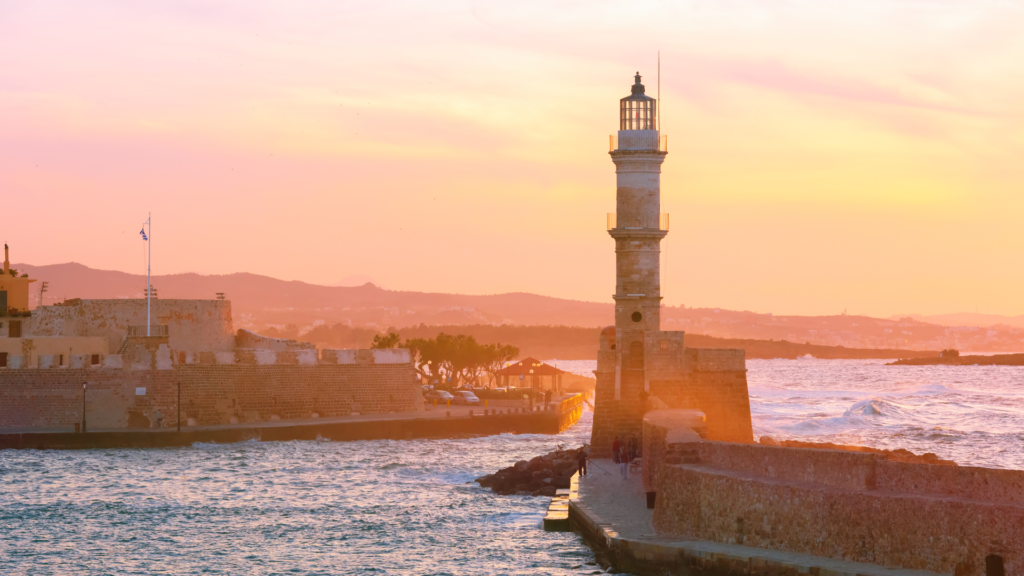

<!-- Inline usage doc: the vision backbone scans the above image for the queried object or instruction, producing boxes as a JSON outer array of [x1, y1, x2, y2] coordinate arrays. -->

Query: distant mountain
[[15, 262, 613, 330], [895, 313, 1024, 329]]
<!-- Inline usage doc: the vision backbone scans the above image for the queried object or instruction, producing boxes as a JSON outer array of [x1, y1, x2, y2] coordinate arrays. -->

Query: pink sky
[[2, 0, 1023, 317]]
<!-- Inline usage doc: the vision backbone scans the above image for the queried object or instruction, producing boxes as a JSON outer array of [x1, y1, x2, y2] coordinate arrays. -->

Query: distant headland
[[888, 350, 1024, 366]]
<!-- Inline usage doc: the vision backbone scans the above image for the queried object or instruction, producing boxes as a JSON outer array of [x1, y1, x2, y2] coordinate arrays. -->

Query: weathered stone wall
[[23, 299, 234, 352], [643, 413, 1022, 576], [0, 361, 420, 430], [591, 339, 753, 455]]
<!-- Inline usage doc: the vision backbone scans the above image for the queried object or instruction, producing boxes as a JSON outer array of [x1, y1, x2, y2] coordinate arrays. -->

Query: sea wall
[[0, 359, 420, 430], [643, 410, 1021, 576]]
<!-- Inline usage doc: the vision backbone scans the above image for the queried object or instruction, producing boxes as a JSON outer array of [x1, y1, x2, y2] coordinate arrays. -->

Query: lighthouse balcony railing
[[607, 213, 669, 231], [609, 133, 668, 152]]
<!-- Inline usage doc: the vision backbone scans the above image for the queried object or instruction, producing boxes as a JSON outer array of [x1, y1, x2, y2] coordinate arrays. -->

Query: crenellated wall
[[642, 409, 1022, 576]]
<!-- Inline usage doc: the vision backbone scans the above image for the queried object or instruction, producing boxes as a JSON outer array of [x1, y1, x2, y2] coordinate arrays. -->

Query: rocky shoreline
[[759, 436, 957, 465], [475, 445, 586, 496]]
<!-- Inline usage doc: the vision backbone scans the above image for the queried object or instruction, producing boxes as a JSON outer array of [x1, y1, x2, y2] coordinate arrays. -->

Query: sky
[[2, 0, 1023, 318]]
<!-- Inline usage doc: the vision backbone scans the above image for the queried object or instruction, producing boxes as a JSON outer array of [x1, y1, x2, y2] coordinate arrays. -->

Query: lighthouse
[[609, 72, 668, 401], [589, 72, 753, 457]]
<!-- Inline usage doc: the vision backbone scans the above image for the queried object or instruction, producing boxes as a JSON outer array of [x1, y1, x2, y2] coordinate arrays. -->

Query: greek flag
[[140, 228, 148, 241]]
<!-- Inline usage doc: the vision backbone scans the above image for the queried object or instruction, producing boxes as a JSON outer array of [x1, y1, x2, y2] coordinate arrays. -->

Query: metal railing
[[607, 213, 669, 231], [609, 134, 668, 152]]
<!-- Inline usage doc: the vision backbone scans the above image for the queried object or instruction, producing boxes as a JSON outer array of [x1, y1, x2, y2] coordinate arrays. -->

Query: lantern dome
[[620, 72, 656, 131]]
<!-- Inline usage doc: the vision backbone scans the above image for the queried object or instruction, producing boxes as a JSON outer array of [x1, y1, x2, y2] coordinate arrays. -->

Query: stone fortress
[[0, 256, 421, 430], [584, 74, 1019, 576], [590, 73, 753, 457]]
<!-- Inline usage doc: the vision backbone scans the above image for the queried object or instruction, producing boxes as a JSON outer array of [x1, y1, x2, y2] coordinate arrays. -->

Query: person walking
[[612, 435, 621, 464], [544, 389, 552, 409], [628, 434, 638, 461], [576, 446, 588, 476], [619, 445, 629, 479]]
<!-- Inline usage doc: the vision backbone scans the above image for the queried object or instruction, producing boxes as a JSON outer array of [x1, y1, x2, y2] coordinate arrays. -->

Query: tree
[[481, 343, 520, 385], [403, 333, 517, 388], [371, 332, 401, 349]]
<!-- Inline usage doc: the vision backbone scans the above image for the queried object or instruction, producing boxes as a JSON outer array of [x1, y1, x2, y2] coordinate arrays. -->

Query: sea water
[[0, 418, 599, 575], [3, 360, 1023, 574]]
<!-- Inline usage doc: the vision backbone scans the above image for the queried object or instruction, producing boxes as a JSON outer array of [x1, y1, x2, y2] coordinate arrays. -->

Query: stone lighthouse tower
[[610, 72, 667, 386], [589, 72, 754, 457]]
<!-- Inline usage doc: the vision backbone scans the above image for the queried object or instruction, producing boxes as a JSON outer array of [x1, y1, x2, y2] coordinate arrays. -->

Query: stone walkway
[[577, 458, 654, 537]]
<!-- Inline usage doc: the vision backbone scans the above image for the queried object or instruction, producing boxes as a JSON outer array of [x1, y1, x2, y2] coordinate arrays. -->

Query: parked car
[[425, 390, 455, 404], [453, 391, 480, 405]]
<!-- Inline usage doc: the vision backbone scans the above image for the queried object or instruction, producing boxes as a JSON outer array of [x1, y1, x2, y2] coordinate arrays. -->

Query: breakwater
[[475, 445, 586, 496], [639, 409, 1021, 576], [0, 395, 586, 450]]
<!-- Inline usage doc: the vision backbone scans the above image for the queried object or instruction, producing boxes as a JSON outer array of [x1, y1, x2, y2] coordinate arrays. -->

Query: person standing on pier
[[619, 445, 629, 479], [612, 436, 621, 464], [577, 446, 588, 476]]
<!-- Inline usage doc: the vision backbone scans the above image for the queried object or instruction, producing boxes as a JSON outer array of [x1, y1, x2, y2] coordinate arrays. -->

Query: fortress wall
[[0, 362, 421, 430], [591, 346, 753, 455], [693, 441, 878, 492], [877, 458, 1024, 505], [642, 413, 1023, 576], [654, 462, 1022, 575], [691, 372, 754, 443], [589, 360, 618, 458], [24, 299, 234, 352]]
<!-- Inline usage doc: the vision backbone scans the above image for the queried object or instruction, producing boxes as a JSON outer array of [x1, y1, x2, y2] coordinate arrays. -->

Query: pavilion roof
[[496, 357, 565, 376]]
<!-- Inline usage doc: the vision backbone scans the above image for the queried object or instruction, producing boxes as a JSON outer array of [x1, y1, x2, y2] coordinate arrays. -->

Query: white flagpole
[[147, 212, 151, 337]]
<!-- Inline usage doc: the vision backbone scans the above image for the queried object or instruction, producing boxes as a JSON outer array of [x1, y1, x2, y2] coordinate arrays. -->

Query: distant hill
[[896, 313, 1024, 329], [16, 262, 1024, 353], [15, 262, 613, 330]]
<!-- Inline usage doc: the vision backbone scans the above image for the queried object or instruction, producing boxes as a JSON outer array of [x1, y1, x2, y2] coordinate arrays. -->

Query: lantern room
[[619, 72, 656, 131]]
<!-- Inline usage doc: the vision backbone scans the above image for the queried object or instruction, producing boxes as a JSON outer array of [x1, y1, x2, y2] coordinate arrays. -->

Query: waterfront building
[[495, 357, 564, 390], [0, 244, 35, 314], [0, 245, 107, 368]]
